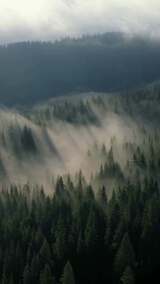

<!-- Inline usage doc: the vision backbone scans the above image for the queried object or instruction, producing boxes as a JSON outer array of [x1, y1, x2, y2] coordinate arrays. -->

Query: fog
[[0, 0, 160, 43], [0, 95, 143, 191]]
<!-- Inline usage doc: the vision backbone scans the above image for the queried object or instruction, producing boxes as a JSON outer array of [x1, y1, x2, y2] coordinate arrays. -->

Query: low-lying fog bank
[[0, 88, 159, 192]]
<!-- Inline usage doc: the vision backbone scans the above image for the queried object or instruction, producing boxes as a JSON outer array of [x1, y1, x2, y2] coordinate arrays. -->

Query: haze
[[1, 0, 160, 43]]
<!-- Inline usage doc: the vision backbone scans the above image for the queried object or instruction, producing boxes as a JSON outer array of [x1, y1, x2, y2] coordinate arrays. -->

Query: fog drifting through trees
[[0, 85, 159, 192]]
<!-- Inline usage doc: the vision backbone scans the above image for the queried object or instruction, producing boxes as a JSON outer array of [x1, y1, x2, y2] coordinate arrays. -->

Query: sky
[[0, 0, 160, 43]]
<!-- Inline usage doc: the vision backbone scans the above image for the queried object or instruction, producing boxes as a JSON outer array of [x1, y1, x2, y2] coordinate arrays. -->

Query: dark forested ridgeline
[[0, 175, 160, 284], [1, 33, 160, 105]]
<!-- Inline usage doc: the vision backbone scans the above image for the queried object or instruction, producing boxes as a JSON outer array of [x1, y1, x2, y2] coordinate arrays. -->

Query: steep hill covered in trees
[[0, 85, 160, 283], [0, 84, 160, 189]]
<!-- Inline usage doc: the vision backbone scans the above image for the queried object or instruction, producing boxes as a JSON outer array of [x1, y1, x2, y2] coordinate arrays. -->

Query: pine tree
[[30, 254, 41, 283], [85, 185, 95, 201], [108, 146, 114, 166], [97, 186, 107, 209], [54, 218, 67, 260], [121, 266, 135, 284], [61, 261, 75, 284], [99, 164, 104, 179], [101, 144, 107, 157], [23, 265, 32, 284], [105, 192, 119, 245], [21, 126, 37, 153], [39, 239, 52, 268], [114, 233, 135, 276], [84, 209, 97, 250], [40, 264, 55, 284], [55, 177, 65, 196]]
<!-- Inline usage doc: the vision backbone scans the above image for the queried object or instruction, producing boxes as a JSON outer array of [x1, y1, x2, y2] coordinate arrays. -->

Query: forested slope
[[0, 174, 159, 284], [0, 85, 160, 188], [1, 33, 160, 105], [0, 85, 160, 283]]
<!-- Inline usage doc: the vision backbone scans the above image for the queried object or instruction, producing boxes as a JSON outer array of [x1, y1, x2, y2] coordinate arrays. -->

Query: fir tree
[[40, 264, 55, 284], [61, 261, 75, 284], [121, 266, 135, 284], [114, 233, 135, 276], [23, 265, 32, 284]]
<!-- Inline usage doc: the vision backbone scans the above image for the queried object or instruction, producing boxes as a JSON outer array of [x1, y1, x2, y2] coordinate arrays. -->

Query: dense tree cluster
[[7, 125, 37, 157], [0, 79, 160, 284], [32, 99, 99, 126], [0, 173, 159, 284]]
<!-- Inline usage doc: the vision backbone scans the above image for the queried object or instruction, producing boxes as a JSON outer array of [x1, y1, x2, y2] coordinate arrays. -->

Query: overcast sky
[[0, 0, 160, 43]]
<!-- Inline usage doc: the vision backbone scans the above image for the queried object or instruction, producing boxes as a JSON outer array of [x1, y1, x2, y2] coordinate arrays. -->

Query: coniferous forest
[[1, 0, 160, 282], [1, 33, 160, 106], [0, 84, 160, 283]]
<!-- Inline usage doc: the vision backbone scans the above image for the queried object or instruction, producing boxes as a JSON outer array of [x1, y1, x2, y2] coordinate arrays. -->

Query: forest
[[1, 33, 160, 105], [1, 0, 160, 280], [0, 167, 159, 284], [0, 84, 160, 283]]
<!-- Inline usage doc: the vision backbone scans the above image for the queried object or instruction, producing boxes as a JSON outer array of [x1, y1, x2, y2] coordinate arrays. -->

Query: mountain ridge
[[1, 32, 160, 106]]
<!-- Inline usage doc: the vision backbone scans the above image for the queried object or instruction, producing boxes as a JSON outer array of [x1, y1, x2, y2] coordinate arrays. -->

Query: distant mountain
[[1, 32, 160, 106]]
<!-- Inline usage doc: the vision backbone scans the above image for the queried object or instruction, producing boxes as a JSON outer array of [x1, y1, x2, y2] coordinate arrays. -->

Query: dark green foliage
[[98, 147, 124, 181], [84, 208, 98, 250], [52, 100, 99, 125], [114, 233, 135, 275], [21, 126, 37, 153], [0, 156, 6, 178], [39, 239, 52, 268], [23, 265, 32, 284], [61, 262, 75, 284], [1, 33, 160, 106], [40, 264, 55, 284], [121, 266, 135, 284], [97, 186, 107, 209], [0, 175, 159, 283]]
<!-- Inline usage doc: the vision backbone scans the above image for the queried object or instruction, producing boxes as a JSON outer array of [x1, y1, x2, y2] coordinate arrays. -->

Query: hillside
[[0, 84, 160, 190], [0, 85, 160, 283], [1, 33, 160, 105]]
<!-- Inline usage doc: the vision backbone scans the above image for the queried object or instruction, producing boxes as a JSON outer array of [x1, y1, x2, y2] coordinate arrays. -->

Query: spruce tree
[[114, 233, 135, 276], [40, 264, 55, 284], [39, 239, 52, 268], [97, 186, 107, 209], [121, 266, 135, 284], [23, 265, 32, 284], [84, 209, 97, 250], [61, 261, 75, 284]]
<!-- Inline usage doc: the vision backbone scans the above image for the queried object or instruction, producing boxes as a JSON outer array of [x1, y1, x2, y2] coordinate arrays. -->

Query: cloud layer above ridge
[[0, 0, 160, 43]]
